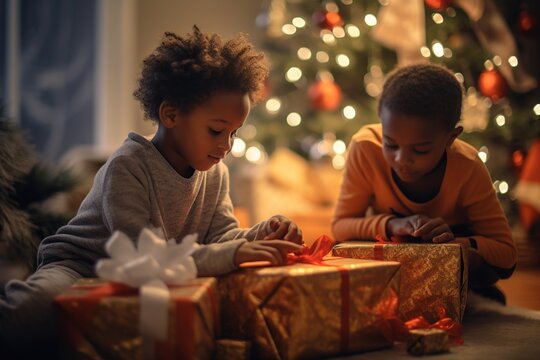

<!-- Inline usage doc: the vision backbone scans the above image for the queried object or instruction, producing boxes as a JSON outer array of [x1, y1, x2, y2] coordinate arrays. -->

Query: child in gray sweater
[[0, 26, 303, 357]]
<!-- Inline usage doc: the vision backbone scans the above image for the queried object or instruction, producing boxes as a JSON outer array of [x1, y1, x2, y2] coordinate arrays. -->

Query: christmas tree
[[233, 0, 540, 227]]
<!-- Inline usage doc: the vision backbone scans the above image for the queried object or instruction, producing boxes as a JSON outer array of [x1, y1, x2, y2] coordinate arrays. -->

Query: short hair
[[134, 26, 269, 122], [378, 63, 463, 130]]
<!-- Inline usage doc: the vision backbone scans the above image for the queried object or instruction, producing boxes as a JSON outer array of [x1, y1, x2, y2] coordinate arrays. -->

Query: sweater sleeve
[[332, 139, 394, 242], [193, 165, 270, 276], [459, 160, 517, 272]]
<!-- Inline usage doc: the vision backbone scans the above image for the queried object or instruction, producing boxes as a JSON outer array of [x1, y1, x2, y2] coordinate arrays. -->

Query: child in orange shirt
[[332, 63, 517, 304]]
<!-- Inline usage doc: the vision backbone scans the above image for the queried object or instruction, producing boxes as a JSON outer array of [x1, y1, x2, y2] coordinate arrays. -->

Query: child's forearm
[[192, 239, 247, 276], [332, 213, 395, 241]]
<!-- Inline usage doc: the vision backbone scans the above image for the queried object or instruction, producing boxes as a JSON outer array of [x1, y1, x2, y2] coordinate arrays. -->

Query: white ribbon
[[96, 228, 199, 342]]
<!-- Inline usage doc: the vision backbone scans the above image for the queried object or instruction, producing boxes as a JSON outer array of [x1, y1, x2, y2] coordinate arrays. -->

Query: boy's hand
[[263, 215, 303, 244], [387, 215, 454, 243], [234, 240, 303, 266]]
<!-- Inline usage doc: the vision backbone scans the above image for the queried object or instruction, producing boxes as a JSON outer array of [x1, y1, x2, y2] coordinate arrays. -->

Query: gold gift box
[[54, 277, 218, 360], [218, 257, 401, 360], [333, 242, 468, 323]]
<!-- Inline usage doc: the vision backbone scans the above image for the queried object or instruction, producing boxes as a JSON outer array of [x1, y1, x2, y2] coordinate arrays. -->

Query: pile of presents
[[54, 232, 468, 359]]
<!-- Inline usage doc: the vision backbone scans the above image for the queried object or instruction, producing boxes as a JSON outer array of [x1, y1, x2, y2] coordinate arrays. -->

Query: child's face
[[380, 106, 458, 184], [162, 91, 250, 175]]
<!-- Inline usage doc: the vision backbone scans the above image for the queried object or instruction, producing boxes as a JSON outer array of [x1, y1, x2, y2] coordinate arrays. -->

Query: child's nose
[[395, 150, 412, 165], [218, 136, 232, 153]]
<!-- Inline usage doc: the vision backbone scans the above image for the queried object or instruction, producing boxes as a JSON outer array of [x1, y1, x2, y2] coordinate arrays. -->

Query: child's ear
[[158, 101, 178, 128], [446, 125, 463, 147]]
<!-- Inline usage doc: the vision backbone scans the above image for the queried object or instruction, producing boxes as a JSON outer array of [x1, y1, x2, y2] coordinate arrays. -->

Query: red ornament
[[312, 10, 343, 30], [478, 69, 507, 102], [424, 0, 453, 10], [513, 150, 525, 170], [519, 10, 537, 35], [308, 80, 342, 111]]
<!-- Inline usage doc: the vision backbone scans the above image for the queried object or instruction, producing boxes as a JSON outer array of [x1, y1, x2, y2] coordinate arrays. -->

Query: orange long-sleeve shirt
[[332, 124, 517, 271]]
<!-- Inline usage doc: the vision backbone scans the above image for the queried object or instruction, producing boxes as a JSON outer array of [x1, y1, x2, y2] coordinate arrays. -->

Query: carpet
[[334, 293, 540, 360]]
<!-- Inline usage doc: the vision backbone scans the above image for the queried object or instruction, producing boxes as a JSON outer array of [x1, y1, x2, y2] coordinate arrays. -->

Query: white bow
[[96, 228, 199, 341]]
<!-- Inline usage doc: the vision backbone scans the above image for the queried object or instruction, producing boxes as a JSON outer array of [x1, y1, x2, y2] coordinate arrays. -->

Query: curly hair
[[133, 26, 269, 122], [378, 63, 463, 130]]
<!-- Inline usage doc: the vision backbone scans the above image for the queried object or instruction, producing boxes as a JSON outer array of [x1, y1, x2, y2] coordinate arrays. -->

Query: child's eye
[[384, 143, 398, 149], [413, 149, 430, 155], [209, 128, 222, 136]]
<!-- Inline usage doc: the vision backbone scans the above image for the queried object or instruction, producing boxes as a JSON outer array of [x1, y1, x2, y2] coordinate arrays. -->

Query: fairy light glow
[[286, 67, 302, 82], [292, 17, 306, 28], [432, 13, 444, 24], [455, 72, 464, 83], [432, 42, 444, 57], [266, 98, 281, 113], [286, 112, 302, 127], [478, 146, 489, 163], [345, 24, 360, 37], [495, 114, 506, 126], [443, 48, 452, 58], [333, 26, 346, 38], [493, 55, 502, 66], [499, 181, 509, 194], [321, 31, 336, 45], [231, 138, 246, 157], [534, 104, 540, 115], [332, 154, 346, 169], [364, 14, 377, 26], [484, 60, 494, 71], [297, 47, 312, 60], [420, 46, 431, 57], [238, 124, 256, 139], [336, 54, 350, 67], [343, 105, 356, 119], [316, 51, 330, 63], [245, 146, 262, 163], [333, 140, 347, 154], [325, 2, 339, 12], [282, 24, 296, 35], [508, 56, 518, 67]]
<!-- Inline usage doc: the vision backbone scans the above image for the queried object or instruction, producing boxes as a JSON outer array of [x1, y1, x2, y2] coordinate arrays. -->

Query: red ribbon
[[286, 234, 335, 265], [404, 307, 464, 345], [56, 281, 219, 359]]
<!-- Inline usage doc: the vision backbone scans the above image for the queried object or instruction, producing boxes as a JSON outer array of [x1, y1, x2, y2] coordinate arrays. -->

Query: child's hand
[[387, 215, 454, 243], [263, 215, 303, 244], [234, 240, 303, 266]]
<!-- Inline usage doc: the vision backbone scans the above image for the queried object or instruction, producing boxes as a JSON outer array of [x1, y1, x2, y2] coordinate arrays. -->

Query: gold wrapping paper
[[54, 277, 218, 360], [215, 339, 251, 360], [407, 329, 450, 356], [218, 257, 401, 360], [333, 242, 468, 323]]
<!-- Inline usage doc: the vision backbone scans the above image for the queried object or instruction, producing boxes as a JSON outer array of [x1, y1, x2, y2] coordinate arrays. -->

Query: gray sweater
[[39, 132, 269, 277], [1, 132, 270, 352]]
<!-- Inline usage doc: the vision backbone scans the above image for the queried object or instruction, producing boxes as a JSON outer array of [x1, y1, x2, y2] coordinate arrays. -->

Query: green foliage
[[0, 114, 78, 271]]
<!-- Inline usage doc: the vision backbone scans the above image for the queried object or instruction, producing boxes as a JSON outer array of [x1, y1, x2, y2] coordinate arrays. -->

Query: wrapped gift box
[[218, 257, 401, 360], [54, 277, 218, 360], [333, 241, 468, 323]]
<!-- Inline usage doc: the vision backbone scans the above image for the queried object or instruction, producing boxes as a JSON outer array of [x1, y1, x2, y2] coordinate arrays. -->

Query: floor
[[498, 266, 540, 310]]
